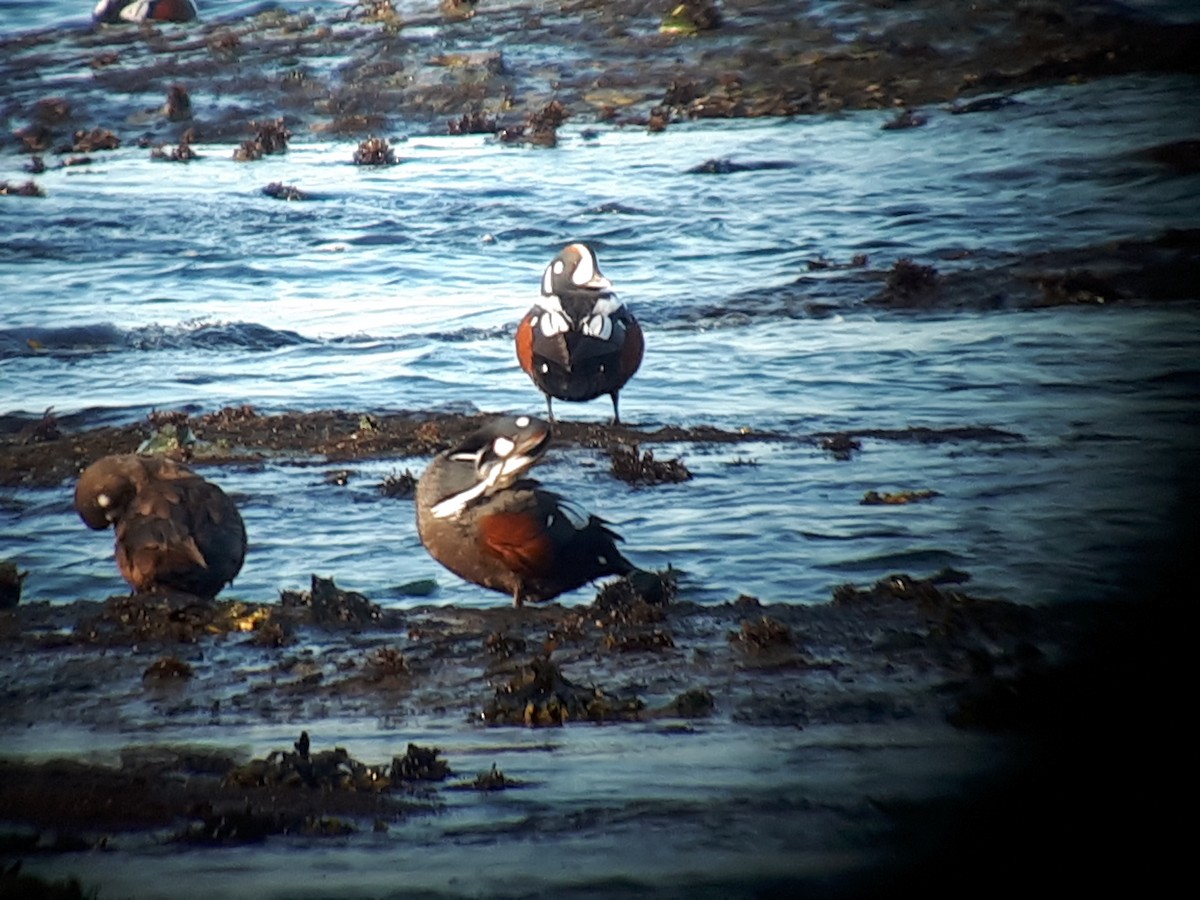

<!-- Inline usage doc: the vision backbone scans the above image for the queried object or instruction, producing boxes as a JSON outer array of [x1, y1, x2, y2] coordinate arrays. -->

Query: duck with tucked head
[[93, 0, 198, 24], [75, 454, 246, 599], [415, 415, 639, 606], [515, 243, 644, 425]]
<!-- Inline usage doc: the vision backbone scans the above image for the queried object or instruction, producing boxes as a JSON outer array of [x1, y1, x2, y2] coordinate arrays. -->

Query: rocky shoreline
[[2, 1, 1198, 154]]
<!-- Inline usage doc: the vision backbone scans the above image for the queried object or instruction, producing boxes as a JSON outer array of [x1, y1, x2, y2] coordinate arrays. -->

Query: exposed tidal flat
[[1, 0, 1197, 897]]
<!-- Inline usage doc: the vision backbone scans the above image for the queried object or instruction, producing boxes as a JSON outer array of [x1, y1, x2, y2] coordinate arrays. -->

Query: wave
[[0, 320, 312, 359]]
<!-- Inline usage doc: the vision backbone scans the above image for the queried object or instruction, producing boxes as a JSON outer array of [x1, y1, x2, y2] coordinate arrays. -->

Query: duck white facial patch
[[571, 249, 595, 286]]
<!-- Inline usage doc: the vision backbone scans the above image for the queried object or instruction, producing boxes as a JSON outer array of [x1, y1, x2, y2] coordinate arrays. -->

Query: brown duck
[[415, 415, 638, 606], [75, 454, 246, 599]]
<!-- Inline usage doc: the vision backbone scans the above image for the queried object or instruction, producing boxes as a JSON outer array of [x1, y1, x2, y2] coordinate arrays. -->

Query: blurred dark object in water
[[353, 136, 397, 165], [609, 444, 692, 486], [70, 127, 120, 152], [262, 182, 309, 200], [0, 561, 28, 610], [164, 84, 192, 121], [948, 95, 1020, 114], [280, 574, 382, 627], [882, 108, 927, 130], [686, 157, 797, 174], [1135, 138, 1200, 174], [0, 177, 44, 195], [234, 119, 291, 161]]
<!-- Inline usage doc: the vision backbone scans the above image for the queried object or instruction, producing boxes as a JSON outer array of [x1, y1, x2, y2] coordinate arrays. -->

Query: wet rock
[[806, 253, 869, 271], [663, 687, 715, 717], [143, 655, 194, 680], [660, 2, 723, 35], [732, 616, 792, 650], [378, 469, 417, 498], [499, 99, 569, 147], [77, 594, 275, 645], [164, 84, 192, 121], [1136, 138, 1200, 175], [280, 575, 382, 628], [390, 743, 451, 781], [14, 124, 54, 153], [1034, 270, 1122, 305], [178, 806, 286, 845], [882, 108, 927, 130], [948, 95, 1020, 114], [593, 567, 678, 615], [447, 111, 498, 135], [227, 734, 392, 791], [608, 444, 692, 485], [353, 136, 398, 165], [440, 0, 478, 22], [484, 631, 527, 658], [150, 131, 200, 162], [818, 433, 861, 460], [363, 646, 410, 681], [357, 0, 404, 30], [470, 764, 514, 790], [832, 572, 971, 613], [233, 119, 291, 161], [32, 97, 72, 125], [0, 180, 44, 197], [885, 258, 940, 298], [90, 51, 121, 69], [70, 128, 120, 152], [602, 629, 675, 652], [14, 408, 61, 445], [685, 158, 797, 175], [0, 865, 91, 900], [0, 561, 27, 610], [200, 404, 259, 427], [483, 656, 644, 726], [861, 489, 941, 505], [261, 181, 308, 200], [816, 425, 1023, 446]]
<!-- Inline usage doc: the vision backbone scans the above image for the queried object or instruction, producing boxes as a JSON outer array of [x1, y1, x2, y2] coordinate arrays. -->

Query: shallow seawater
[[1, 5, 1200, 894], [3, 65, 1198, 610]]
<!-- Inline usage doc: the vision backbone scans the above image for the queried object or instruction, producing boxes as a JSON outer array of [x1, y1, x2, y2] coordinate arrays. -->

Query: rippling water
[[3, 33, 1200, 610], [2, 4, 1199, 898]]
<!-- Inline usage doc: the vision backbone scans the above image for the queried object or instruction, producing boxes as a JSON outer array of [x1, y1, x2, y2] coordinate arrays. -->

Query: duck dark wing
[[476, 486, 633, 603], [114, 476, 245, 598]]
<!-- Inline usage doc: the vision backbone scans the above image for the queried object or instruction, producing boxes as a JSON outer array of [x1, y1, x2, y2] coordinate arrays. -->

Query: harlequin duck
[[93, 0, 198, 24], [515, 243, 644, 424], [75, 454, 246, 599], [415, 415, 638, 606]]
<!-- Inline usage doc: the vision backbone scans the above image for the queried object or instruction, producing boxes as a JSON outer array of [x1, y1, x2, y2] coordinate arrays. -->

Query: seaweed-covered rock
[[280, 575, 382, 627], [483, 657, 644, 726]]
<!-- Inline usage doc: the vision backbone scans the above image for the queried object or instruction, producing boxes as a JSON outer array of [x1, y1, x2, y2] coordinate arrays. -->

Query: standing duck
[[515, 243, 644, 424], [415, 415, 638, 606], [75, 454, 246, 599]]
